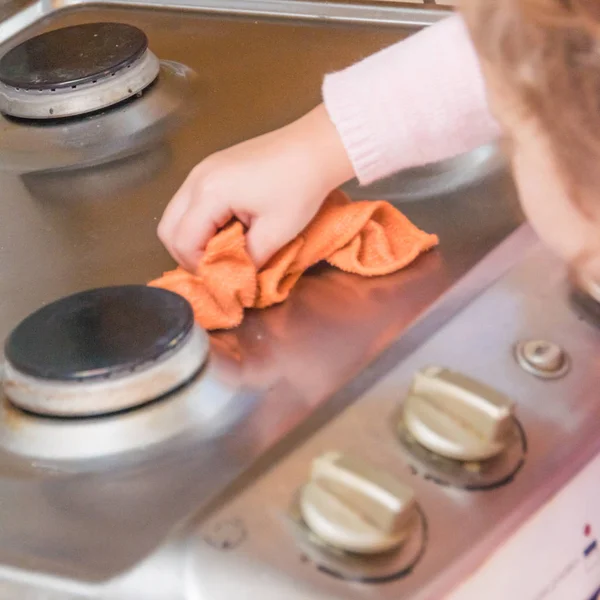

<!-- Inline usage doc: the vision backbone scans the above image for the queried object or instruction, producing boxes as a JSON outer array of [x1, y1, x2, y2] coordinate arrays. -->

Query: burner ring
[[2, 285, 210, 417], [3, 327, 207, 417], [0, 50, 160, 119], [0, 23, 149, 90]]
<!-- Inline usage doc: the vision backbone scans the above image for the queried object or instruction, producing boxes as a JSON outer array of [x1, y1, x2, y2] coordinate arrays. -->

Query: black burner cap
[[5, 286, 194, 382], [0, 22, 148, 90]]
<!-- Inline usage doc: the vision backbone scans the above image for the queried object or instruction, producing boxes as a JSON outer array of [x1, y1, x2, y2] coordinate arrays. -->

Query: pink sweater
[[322, 15, 500, 185]]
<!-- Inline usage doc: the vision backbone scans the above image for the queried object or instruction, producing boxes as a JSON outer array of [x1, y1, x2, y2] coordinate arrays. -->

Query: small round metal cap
[[0, 23, 148, 90], [515, 340, 570, 380], [522, 341, 564, 372], [5, 285, 194, 382]]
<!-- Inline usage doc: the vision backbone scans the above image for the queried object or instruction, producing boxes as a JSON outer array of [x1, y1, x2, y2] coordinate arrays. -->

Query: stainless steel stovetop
[[0, 1, 596, 599]]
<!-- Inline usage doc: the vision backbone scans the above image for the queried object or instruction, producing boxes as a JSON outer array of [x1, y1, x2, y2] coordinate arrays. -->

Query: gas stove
[[0, 1, 597, 599]]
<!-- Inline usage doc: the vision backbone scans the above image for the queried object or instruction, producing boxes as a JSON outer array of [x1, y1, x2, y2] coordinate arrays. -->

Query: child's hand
[[158, 105, 355, 272]]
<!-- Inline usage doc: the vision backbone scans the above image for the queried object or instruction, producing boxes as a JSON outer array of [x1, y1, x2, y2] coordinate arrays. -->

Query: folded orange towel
[[149, 190, 438, 330]]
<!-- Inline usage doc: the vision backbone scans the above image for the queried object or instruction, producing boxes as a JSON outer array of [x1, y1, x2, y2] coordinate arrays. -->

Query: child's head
[[460, 0, 600, 279]]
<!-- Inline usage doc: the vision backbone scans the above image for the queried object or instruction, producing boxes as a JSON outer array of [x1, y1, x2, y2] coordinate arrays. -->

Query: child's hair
[[460, 0, 600, 216]]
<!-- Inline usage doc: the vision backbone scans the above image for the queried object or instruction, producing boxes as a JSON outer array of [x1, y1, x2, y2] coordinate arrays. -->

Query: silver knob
[[300, 452, 417, 555], [402, 366, 515, 462]]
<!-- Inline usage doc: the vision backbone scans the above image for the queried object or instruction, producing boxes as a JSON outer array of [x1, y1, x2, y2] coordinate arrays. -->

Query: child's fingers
[[171, 200, 233, 273], [158, 183, 194, 264], [246, 215, 294, 268]]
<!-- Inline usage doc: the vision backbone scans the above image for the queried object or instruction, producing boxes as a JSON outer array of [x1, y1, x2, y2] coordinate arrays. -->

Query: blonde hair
[[460, 0, 600, 214]]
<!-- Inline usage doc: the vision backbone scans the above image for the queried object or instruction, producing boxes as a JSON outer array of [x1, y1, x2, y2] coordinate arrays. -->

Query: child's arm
[[323, 14, 500, 185], [158, 15, 499, 272]]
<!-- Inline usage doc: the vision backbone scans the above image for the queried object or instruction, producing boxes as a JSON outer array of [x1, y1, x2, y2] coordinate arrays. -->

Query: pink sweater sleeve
[[322, 15, 500, 185]]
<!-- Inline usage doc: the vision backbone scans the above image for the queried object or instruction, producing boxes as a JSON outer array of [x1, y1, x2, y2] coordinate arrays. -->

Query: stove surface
[[0, 0, 550, 597]]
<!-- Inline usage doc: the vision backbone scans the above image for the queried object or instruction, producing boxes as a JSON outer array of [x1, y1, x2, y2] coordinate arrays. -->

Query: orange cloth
[[149, 190, 438, 330]]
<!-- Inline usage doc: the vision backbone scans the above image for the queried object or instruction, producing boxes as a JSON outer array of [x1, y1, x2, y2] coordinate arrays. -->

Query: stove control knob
[[402, 366, 515, 462], [299, 452, 417, 555]]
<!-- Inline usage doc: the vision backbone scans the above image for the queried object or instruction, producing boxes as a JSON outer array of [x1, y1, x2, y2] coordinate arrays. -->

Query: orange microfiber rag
[[149, 190, 438, 330]]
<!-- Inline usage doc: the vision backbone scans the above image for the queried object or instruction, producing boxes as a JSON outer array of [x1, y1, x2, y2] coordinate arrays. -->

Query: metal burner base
[[0, 50, 160, 119], [3, 325, 209, 417]]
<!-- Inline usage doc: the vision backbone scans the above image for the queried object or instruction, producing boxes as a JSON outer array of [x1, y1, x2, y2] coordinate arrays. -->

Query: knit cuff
[[322, 70, 384, 186]]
